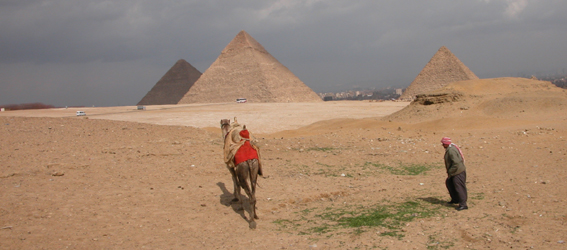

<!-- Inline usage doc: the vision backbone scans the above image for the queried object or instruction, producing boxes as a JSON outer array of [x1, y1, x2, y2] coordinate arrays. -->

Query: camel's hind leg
[[249, 159, 259, 220], [236, 159, 259, 228], [228, 167, 241, 203]]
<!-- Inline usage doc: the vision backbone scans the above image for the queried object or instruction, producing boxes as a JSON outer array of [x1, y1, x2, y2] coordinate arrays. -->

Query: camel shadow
[[217, 182, 254, 225], [217, 182, 235, 206], [418, 197, 455, 208]]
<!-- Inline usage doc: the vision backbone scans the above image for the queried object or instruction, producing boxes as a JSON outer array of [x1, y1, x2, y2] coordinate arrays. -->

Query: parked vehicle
[[76, 111, 86, 116], [236, 98, 247, 103]]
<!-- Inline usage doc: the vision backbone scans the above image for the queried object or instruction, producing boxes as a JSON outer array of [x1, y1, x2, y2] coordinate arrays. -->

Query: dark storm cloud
[[0, 0, 566, 106]]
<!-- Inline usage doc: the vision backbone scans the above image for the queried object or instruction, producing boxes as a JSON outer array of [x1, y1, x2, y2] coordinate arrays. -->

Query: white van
[[76, 111, 86, 116], [236, 98, 247, 103]]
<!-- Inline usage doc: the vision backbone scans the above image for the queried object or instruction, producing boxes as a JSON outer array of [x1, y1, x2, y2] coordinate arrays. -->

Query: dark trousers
[[446, 171, 467, 207]]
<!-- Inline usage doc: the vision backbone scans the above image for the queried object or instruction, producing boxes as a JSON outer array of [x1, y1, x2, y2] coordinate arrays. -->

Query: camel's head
[[220, 119, 231, 137], [220, 119, 230, 127]]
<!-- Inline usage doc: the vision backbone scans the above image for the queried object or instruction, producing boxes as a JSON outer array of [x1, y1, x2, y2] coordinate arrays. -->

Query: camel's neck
[[221, 125, 231, 139]]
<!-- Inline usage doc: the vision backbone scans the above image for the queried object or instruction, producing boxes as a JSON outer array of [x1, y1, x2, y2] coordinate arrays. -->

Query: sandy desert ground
[[0, 101, 407, 134], [1, 77, 567, 249]]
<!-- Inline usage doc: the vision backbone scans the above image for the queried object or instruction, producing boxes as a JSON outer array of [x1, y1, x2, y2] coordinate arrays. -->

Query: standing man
[[441, 137, 468, 210]]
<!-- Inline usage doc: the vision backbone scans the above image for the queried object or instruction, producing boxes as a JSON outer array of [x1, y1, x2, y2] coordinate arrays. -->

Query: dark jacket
[[444, 144, 466, 177]]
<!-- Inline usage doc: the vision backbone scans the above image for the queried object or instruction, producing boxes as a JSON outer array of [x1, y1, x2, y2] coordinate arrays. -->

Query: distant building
[[317, 86, 400, 101]]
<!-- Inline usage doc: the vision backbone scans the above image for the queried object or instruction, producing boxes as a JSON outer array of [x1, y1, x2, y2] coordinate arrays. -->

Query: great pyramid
[[177, 30, 321, 103], [399, 46, 478, 101], [137, 59, 202, 105]]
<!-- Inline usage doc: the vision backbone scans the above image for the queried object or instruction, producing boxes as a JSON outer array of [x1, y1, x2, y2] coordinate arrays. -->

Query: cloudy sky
[[1, 0, 566, 107]]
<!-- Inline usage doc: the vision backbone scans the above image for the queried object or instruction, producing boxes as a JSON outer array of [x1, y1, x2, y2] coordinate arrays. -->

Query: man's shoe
[[456, 206, 468, 211]]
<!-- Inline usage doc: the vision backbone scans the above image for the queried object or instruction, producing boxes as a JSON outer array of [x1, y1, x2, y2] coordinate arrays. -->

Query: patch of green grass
[[314, 162, 352, 177], [273, 219, 292, 225], [298, 164, 312, 175], [305, 147, 336, 152], [470, 192, 485, 200], [427, 234, 455, 249], [380, 230, 404, 239], [305, 223, 333, 234], [353, 227, 365, 235], [273, 219, 295, 229], [336, 201, 437, 231], [300, 208, 316, 215], [276, 200, 442, 239], [364, 162, 436, 175], [318, 207, 356, 221], [294, 161, 438, 179]]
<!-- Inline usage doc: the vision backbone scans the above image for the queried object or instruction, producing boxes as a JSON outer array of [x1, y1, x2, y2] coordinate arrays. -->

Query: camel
[[220, 118, 262, 229]]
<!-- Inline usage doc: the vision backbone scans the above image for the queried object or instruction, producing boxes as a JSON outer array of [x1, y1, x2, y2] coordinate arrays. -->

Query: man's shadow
[[217, 182, 250, 222], [418, 197, 455, 208]]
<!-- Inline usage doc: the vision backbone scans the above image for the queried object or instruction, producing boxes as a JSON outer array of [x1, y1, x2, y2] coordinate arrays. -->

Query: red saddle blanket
[[234, 140, 258, 165]]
